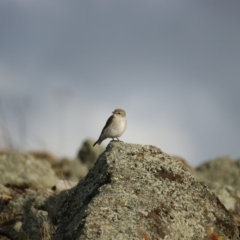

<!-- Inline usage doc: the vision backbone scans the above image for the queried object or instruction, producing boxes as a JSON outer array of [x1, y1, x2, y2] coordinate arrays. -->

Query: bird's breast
[[106, 117, 126, 137]]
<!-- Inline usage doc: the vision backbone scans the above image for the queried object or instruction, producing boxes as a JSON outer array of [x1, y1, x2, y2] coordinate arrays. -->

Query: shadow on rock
[[53, 150, 109, 240]]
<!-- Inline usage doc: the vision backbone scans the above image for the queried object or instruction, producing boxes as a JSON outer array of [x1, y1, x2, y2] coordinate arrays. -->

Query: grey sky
[[0, 0, 240, 166]]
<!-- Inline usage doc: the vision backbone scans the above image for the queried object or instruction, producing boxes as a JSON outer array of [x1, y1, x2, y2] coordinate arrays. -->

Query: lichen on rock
[[54, 142, 239, 240]]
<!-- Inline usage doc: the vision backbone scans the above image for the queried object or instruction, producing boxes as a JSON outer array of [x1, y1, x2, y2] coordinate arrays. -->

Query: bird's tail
[[93, 140, 98, 147], [93, 139, 101, 147], [93, 134, 104, 147]]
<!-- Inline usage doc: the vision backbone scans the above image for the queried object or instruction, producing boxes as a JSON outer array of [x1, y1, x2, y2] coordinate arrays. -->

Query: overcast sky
[[0, 0, 240, 166]]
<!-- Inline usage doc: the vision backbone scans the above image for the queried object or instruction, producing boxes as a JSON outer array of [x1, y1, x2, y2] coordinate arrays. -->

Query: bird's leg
[[111, 137, 115, 142]]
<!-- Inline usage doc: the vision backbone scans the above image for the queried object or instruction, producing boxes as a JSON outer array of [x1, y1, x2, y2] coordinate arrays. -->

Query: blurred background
[[0, 0, 239, 166]]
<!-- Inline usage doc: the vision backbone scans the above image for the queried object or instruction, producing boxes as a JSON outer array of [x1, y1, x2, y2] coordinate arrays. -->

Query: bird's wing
[[100, 115, 114, 135]]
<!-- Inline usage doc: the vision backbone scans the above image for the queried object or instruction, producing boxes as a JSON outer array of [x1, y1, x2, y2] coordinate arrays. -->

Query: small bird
[[93, 109, 127, 147]]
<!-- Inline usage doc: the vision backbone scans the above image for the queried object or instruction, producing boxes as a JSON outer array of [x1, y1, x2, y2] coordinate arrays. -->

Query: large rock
[[54, 142, 239, 240], [0, 153, 58, 189]]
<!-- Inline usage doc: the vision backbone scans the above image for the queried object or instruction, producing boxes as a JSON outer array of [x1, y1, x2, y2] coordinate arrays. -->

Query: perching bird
[[93, 109, 127, 147]]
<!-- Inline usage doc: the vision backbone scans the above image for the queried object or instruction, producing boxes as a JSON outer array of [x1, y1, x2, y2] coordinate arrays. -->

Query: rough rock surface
[[0, 188, 57, 240], [77, 139, 105, 169], [0, 153, 58, 189], [0, 153, 59, 239], [196, 156, 240, 231], [196, 156, 240, 190], [54, 142, 239, 240]]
